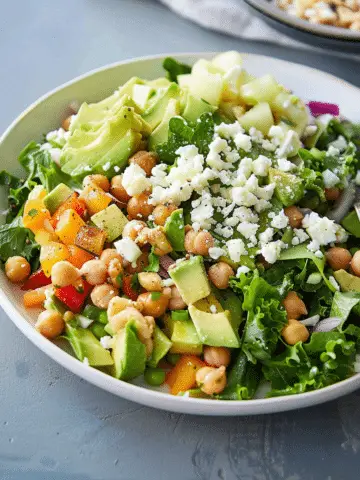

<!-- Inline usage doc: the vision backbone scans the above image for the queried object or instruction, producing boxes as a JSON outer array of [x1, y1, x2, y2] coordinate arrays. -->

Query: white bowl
[[1, 53, 360, 415]]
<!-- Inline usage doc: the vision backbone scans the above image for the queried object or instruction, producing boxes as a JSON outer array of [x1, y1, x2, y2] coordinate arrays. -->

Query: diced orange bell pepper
[[79, 183, 112, 216], [55, 209, 86, 245], [23, 199, 51, 234], [23, 287, 47, 308], [50, 192, 86, 228], [40, 242, 70, 277], [67, 245, 94, 269], [75, 225, 107, 256], [166, 355, 206, 395]]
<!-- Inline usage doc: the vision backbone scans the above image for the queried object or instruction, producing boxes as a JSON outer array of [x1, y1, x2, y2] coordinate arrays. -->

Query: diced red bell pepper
[[54, 280, 92, 313], [122, 275, 139, 301], [21, 269, 52, 291]]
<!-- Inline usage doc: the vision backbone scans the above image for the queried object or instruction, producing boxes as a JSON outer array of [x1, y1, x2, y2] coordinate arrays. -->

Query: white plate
[[1, 53, 360, 416]]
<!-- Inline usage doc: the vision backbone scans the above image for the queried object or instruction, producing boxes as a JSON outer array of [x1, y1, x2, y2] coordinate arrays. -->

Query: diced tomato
[[166, 355, 205, 395], [21, 269, 52, 291], [122, 275, 139, 301], [51, 193, 86, 228], [54, 280, 92, 313]]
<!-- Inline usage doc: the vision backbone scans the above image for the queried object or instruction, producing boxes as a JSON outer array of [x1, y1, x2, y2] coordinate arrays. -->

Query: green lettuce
[[218, 351, 261, 400], [162, 57, 191, 83], [0, 216, 39, 269]]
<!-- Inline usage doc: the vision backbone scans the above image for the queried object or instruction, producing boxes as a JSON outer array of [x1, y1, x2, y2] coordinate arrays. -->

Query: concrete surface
[[1, 1, 360, 479]]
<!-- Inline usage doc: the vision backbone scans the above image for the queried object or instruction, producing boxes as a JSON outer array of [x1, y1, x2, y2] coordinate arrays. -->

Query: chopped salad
[[3, 51, 360, 399]]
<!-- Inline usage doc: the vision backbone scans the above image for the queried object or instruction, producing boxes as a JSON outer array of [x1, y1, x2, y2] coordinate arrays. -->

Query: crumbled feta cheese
[[269, 210, 289, 229], [256, 184, 275, 201], [114, 237, 142, 263], [209, 304, 217, 314], [277, 157, 296, 172], [327, 145, 340, 157], [214, 224, 233, 238], [259, 227, 274, 245], [329, 275, 340, 291], [208, 247, 226, 260], [233, 206, 259, 223], [303, 125, 318, 138], [232, 187, 258, 207], [249, 127, 263, 142], [293, 228, 309, 244], [322, 169, 340, 188], [252, 155, 272, 177], [329, 135, 347, 152], [83, 357, 90, 367], [236, 265, 250, 276], [234, 133, 252, 152], [215, 121, 244, 139], [302, 212, 338, 248], [46, 128, 70, 147], [102, 161, 111, 172], [261, 240, 285, 264], [122, 163, 151, 196], [162, 278, 175, 287], [114, 166, 120, 173], [314, 250, 324, 258], [100, 336, 113, 349], [237, 222, 259, 240], [226, 239, 247, 262], [268, 125, 285, 146], [277, 131, 300, 158]]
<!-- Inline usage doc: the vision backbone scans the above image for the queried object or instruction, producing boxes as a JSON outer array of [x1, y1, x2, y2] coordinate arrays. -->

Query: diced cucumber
[[270, 92, 308, 136], [239, 102, 274, 135], [240, 75, 282, 105], [211, 51, 243, 72]]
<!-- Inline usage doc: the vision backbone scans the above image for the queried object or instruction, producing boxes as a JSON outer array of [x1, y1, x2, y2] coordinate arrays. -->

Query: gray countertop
[[1, 1, 360, 478]]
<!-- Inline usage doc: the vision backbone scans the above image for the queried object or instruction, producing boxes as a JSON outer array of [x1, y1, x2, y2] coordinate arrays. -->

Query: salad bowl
[[1, 52, 360, 415]]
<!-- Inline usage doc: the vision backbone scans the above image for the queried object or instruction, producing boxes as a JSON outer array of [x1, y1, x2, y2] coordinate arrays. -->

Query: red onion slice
[[158, 255, 176, 279], [313, 317, 342, 332], [308, 101, 339, 117]]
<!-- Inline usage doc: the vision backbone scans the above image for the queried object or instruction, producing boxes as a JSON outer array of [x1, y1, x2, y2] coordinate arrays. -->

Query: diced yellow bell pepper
[[35, 229, 59, 246], [79, 183, 111, 216], [40, 242, 69, 277], [23, 199, 51, 233], [55, 209, 86, 245]]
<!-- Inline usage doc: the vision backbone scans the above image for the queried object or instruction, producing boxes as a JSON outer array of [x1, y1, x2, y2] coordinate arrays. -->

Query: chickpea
[[5, 256, 31, 283], [107, 296, 142, 320], [108, 258, 124, 288], [184, 229, 197, 253], [129, 151, 157, 177], [80, 259, 107, 285], [122, 220, 146, 241], [136, 288, 171, 318], [109, 306, 145, 333], [146, 227, 173, 256], [196, 366, 227, 395], [351, 250, 360, 277], [138, 272, 162, 291], [100, 248, 123, 267], [203, 346, 231, 368], [168, 285, 187, 310], [83, 174, 110, 192], [326, 247, 352, 271], [284, 206, 304, 229], [126, 251, 149, 274], [185, 230, 214, 256], [35, 310, 65, 339], [110, 175, 131, 203], [51, 261, 80, 287], [325, 187, 341, 202], [208, 262, 234, 290], [281, 318, 309, 345], [127, 192, 154, 220], [62, 115, 72, 131], [282, 291, 308, 320], [153, 203, 177, 226], [91, 284, 119, 309]]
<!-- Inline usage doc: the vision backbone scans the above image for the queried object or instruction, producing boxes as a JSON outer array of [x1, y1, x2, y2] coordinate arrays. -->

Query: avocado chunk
[[164, 312, 203, 355], [164, 208, 185, 251], [169, 255, 211, 305], [65, 322, 114, 367], [188, 303, 240, 348], [147, 326, 172, 367], [43, 183, 72, 214], [148, 98, 180, 150], [142, 83, 180, 130], [214, 288, 243, 329], [334, 269, 360, 292], [111, 321, 146, 380], [268, 167, 304, 207], [342, 210, 360, 238], [182, 94, 216, 123], [91, 204, 128, 242]]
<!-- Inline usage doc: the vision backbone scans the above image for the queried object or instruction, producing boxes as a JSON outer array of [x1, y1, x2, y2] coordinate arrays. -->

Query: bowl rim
[[1, 51, 360, 415], [244, 0, 360, 41]]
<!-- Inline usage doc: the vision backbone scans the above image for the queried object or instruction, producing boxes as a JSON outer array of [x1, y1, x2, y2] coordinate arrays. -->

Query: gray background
[[1, 1, 360, 479]]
